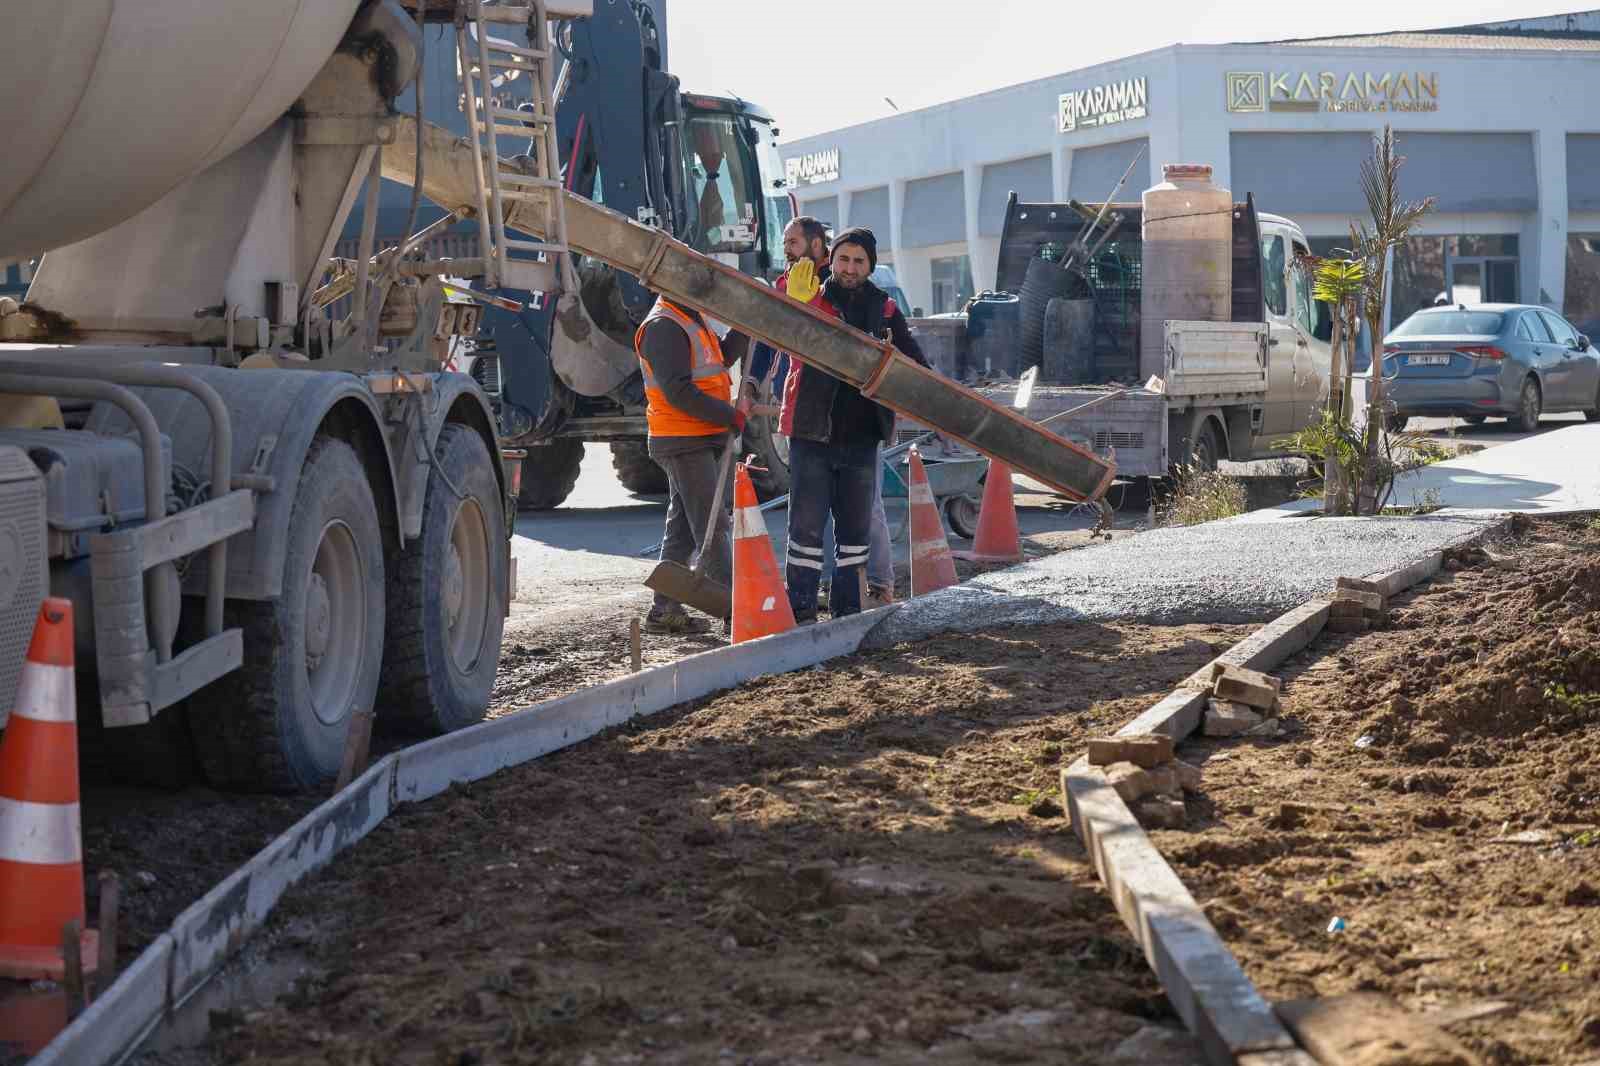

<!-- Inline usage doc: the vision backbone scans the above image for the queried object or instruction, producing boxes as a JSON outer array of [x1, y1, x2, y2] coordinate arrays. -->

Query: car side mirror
[[1579, 334, 1591, 352]]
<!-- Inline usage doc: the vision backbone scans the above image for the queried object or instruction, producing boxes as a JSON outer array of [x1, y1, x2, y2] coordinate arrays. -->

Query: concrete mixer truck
[[0, 0, 1115, 793]]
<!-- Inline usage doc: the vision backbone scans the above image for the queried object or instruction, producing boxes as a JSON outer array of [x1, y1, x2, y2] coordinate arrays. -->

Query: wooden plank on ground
[[1276, 993, 1484, 1066]]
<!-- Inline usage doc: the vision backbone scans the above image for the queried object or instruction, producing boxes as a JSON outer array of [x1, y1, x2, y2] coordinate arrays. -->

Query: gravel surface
[[864, 514, 1495, 648]]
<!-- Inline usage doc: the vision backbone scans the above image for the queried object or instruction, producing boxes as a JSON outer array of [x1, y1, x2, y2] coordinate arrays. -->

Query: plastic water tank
[[1139, 164, 1232, 381]]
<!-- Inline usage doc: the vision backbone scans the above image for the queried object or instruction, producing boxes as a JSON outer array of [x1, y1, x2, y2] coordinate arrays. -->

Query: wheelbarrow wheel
[[945, 493, 981, 540]]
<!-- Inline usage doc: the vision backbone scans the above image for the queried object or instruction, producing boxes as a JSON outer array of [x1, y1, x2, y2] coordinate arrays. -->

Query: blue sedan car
[[1380, 304, 1600, 431]]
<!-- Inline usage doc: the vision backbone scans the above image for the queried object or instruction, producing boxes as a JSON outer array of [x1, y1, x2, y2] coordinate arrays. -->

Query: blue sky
[[662, 1, 1582, 140]]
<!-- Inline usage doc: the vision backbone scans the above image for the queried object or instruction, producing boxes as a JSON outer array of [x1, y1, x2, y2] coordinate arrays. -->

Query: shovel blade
[[644, 561, 732, 619]]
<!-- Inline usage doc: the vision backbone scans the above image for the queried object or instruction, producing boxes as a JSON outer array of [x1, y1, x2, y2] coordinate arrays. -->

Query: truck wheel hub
[[444, 542, 465, 629], [306, 571, 331, 668]]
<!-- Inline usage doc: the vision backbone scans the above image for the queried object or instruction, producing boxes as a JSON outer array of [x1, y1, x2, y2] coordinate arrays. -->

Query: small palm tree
[[1312, 256, 1364, 425], [1311, 256, 1364, 513], [1349, 126, 1434, 513]]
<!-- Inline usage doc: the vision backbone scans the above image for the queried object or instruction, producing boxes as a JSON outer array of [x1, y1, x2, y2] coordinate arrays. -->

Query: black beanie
[[831, 227, 878, 270]]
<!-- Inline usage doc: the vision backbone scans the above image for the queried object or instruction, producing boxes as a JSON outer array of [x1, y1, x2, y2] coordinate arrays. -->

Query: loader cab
[[679, 92, 792, 280]]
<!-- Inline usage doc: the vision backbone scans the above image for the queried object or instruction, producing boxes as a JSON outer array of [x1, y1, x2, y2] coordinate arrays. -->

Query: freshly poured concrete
[[863, 514, 1492, 647]]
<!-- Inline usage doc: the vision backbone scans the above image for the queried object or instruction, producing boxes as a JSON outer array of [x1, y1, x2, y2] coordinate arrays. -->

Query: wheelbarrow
[[880, 438, 988, 542]]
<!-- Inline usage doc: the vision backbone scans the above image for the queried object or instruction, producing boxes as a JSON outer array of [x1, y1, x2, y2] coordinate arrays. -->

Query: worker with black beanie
[[777, 227, 927, 621]]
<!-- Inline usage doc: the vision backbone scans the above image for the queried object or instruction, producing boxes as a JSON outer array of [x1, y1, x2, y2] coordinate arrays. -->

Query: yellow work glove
[[786, 258, 820, 303]]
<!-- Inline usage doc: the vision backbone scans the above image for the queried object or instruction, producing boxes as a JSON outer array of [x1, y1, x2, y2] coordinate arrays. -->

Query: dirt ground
[[1168, 515, 1600, 1065], [70, 528, 1126, 972], [140, 618, 1245, 1066]]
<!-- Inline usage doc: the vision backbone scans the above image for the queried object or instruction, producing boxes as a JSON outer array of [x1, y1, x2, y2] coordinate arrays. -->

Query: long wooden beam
[[383, 118, 1116, 501]]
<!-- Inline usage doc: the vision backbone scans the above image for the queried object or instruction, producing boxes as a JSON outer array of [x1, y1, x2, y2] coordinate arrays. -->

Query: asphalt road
[[1406, 410, 1587, 450], [505, 444, 1115, 638]]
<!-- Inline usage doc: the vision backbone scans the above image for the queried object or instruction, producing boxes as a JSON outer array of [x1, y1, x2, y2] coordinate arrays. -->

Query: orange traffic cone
[[907, 447, 958, 597], [0, 598, 97, 981], [954, 458, 1023, 564], [731, 464, 796, 643]]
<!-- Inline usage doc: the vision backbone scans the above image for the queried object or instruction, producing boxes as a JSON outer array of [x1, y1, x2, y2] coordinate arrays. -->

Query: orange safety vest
[[634, 299, 734, 437]]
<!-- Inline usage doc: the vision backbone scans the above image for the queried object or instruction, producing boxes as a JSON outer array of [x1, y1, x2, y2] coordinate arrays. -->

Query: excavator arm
[[385, 117, 1117, 501]]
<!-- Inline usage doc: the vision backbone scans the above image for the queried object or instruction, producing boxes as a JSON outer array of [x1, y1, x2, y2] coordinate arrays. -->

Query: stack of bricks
[[1086, 733, 1202, 830], [1203, 663, 1284, 739], [1328, 576, 1388, 634]]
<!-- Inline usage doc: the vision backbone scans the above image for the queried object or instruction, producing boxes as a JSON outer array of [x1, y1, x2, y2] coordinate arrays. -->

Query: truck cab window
[[1262, 234, 1287, 318], [1292, 260, 1315, 334]]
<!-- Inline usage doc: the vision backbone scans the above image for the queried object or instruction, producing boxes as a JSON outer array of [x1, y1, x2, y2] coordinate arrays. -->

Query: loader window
[[753, 118, 793, 277], [683, 112, 758, 255]]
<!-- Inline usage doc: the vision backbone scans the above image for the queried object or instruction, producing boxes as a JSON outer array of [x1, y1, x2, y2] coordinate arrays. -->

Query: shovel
[[643, 433, 737, 618]]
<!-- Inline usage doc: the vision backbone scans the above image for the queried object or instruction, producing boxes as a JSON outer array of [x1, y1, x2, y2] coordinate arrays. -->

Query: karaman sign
[[1058, 77, 1148, 133]]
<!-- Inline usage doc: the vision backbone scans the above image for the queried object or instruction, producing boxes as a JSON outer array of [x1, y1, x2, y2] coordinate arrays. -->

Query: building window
[[1565, 235, 1600, 335], [1392, 235, 1518, 326], [929, 255, 974, 315]]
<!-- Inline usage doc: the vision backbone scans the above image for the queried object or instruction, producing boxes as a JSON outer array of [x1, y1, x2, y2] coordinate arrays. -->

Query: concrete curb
[[1057, 523, 1507, 1066], [32, 604, 900, 1065], [28, 934, 173, 1066]]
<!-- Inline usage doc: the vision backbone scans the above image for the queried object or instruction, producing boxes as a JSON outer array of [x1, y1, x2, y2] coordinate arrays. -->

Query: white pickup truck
[[979, 194, 1333, 476]]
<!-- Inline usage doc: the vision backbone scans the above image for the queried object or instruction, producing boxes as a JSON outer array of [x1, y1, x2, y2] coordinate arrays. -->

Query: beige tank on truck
[[0, 0, 363, 262]]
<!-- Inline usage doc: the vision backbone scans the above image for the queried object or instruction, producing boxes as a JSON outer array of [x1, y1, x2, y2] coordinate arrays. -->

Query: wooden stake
[[630, 617, 642, 672], [97, 871, 120, 991], [335, 709, 376, 792], [61, 920, 84, 1020]]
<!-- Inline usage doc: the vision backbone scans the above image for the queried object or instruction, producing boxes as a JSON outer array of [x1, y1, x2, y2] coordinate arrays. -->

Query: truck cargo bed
[[970, 384, 1169, 478]]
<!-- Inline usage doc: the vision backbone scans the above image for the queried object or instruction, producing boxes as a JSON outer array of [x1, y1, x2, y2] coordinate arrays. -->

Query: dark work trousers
[[652, 439, 732, 614], [785, 438, 877, 620]]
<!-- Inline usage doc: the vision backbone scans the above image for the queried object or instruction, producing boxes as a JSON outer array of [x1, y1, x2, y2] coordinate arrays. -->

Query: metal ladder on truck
[[455, 0, 579, 296]]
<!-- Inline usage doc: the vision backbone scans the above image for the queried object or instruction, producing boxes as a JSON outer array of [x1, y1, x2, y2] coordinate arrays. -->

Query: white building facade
[[779, 13, 1600, 334]]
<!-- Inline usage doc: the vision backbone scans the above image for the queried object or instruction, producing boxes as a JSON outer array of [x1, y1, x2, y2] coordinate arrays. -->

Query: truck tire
[[742, 373, 791, 501], [192, 437, 386, 791], [1042, 297, 1095, 383], [609, 441, 669, 495], [1019, 258, 1073, 376], [1176, 419, 1223, 472], [379, 425, 506, 735], [517, 438, 584, 510]]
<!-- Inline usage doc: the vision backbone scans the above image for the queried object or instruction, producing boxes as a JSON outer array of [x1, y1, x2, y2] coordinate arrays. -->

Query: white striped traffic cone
[[907, 447, 958, 597], [732, 464, 796, 643], [0, 598, 98, 980]]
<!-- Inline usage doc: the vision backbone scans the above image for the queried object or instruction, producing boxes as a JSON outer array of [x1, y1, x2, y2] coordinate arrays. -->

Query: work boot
[[866, 584, 896, 609], [643, 604, 711, 635]]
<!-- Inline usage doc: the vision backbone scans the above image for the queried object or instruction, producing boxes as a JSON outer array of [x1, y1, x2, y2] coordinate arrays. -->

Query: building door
[[1446, 257, 1517, 306]]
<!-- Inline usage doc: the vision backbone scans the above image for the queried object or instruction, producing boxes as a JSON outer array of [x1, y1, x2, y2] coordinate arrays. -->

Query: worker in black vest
[[778, 227, 926, 621]]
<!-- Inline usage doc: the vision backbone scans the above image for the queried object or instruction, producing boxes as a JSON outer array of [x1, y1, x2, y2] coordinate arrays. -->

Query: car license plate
[[1408, 354, 1450, 366]]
